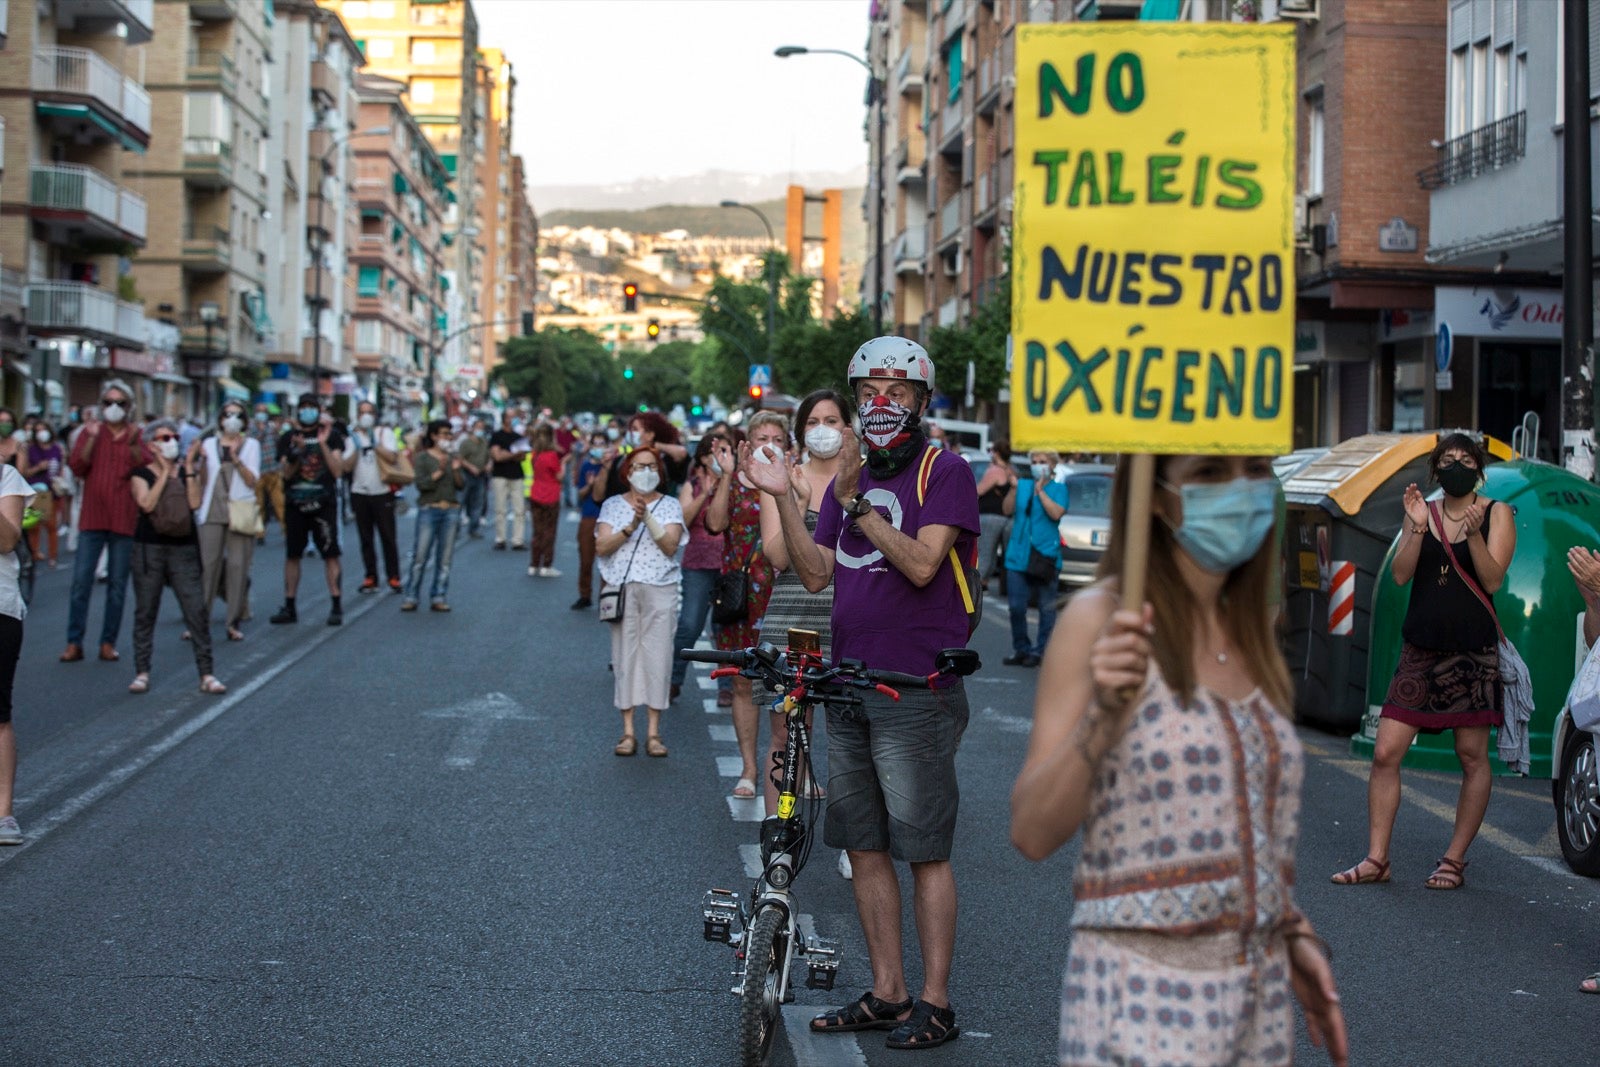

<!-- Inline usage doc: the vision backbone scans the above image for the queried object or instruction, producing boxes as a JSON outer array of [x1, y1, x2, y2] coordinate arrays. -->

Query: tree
[[924, 271, 1010, 417], [495, 327, 624, 414]]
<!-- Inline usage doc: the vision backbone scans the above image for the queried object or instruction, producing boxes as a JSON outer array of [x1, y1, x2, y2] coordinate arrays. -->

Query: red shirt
[[529, 450, 563, 506], [69, 424, 148, 536]]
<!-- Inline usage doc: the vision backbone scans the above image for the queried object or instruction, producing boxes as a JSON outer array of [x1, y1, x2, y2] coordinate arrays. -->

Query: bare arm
[[703, 470, 732, 534], [1001, 484, 1017, 517], [742, 444, 833, 592], [131, 468, 164, 513], [1011, 586, 1147, 861], [1391, 484, 1430, 586], [184, 465, 203, 509], [1036, 484, 1067, 521], [679, 478, 708, 525], [0, 493, 23, 553], [1460, 500, 1516, 594]]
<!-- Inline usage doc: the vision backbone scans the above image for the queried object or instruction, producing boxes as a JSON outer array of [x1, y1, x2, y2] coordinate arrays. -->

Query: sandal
[[1425, 855, 1467, 890], [886, 999, 960, 1049], [732, 777, 757, 799], [199, 676, 227, 695], [614, 735, 637, 757], [810, 990, 913, 1033], [226, 628, 244, 642], [1580, 972, 1600, 995], [646, 736, 668, 758], [127, 673, 150, 695], [1329, 856, 1390, 885]]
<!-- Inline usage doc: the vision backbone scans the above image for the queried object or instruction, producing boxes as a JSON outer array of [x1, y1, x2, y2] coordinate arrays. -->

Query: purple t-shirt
[[814, 447, 980, 676]]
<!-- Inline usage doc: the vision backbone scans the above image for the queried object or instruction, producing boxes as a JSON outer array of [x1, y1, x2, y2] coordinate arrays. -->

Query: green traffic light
[[691, 405, 703, 416], [623, 366, 634, 379]]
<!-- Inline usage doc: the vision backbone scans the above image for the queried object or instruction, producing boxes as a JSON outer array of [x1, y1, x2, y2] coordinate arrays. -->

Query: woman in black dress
[[1332, 433, 1516, 890]]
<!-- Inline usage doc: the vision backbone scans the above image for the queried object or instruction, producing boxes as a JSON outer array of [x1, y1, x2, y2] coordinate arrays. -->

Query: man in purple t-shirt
[[745, 336, 977, 1051]]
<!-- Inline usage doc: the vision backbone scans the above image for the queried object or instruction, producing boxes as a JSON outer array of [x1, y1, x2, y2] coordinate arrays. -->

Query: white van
[[926, 416, 990, 457]]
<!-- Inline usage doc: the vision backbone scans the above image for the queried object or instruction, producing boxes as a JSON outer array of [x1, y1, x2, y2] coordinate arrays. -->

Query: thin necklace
[[1442, 493, 1475, 521]]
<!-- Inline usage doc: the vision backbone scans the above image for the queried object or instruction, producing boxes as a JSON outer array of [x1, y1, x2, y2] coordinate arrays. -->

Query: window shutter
[[1494, 0, 1513, 47]]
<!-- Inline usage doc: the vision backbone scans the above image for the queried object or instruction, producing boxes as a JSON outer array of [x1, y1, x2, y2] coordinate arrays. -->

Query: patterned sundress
[[714, 479, 775, 651], [1060, 667, 1304, 1067]]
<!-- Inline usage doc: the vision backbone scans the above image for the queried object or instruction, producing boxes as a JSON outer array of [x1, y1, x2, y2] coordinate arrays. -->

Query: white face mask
[[10, 431, 25, 444], [157, 439, 180, 461], [221, 415, 244, 434], [626, 429, 643, 448], [35, 430, 51, 444], [1030, 463, 1050, 483], [358, 413, 376, 430], [102, 403, 127, 424], [804, 425, 843, 458], [628, 467, 660, 493]]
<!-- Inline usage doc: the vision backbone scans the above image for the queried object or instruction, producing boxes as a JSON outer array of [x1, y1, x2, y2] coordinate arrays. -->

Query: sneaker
[[493, 541, 506, 551], [327, 608, 343, 626], [388, 578, 403, 594], [1002, 652, 1031, 666], [400, 600, 418, 612], [528, 566, 537, 577], [543, 567, 563, 578], [0, 815, 21, 845], [430, 601, 451, 613], [838, 851, 853, 881], [511, 543, 526, 551], [358, 577, 379, 594], [270, 604, 297, 625], [570, 597, 592, 610]]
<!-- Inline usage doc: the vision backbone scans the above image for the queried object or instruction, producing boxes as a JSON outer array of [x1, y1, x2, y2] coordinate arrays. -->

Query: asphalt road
[[1, 506, 1597, 1066]]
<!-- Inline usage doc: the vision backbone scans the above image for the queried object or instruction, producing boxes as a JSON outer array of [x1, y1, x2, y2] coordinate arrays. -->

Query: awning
[[35, 102, 141, 152], [216, 376, 250, 401], [151, 373, 191, 386], [256, 380, 298, 395]]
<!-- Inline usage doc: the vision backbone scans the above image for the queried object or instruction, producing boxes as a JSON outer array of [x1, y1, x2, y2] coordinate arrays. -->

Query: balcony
[[938, 194, 963, 244], [309, 59, 340, 105], [974, 165, 1003, 230], [0, 268, 24, 321], [27, 281, 145, 344], [894, 133, 927, 184], [893, 226, 926, 274], [29, 164, 147, 244], [937, 93, 964, 156], [33, 47, 152, 148], [53, 0, 153, 45], [1417, 111, 1527, 189], [183, 137, 233, 189], [894, 45, 924, 95], [190, 0, 238, 20], [976, 53, 1001, 115], [937, 295, 960, 328], [186, 50, 237, 95], [182, 224, 231, 274], [305, 263, 337, 305]]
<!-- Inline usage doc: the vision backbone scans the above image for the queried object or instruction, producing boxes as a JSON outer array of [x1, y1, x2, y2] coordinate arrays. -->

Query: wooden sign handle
[[1120, 453, 1155, 609]]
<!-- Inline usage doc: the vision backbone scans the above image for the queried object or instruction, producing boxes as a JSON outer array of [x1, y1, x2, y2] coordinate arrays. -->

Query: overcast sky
[[472, 0, 874, 188]]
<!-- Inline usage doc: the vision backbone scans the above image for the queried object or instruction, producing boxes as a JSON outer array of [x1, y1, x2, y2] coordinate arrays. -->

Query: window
[[411, 39, 435, 64], [358, 265, 382, 297], [367, 38, 394, 59], [185, 92, 232, 138], [343, 1, 369, 16], [945, 36, 963, 104], [1494, 44, 1513, 120], [410, 79, 435, 105], [1470, 41, 1489, 131], [370, 1, 395, 17], [1306, 94, 1324, 198], [355, 319, 382, 352]]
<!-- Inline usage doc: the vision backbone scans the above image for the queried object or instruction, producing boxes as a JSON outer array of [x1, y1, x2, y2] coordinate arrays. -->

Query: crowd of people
[[3, 332, 1597, 1061]]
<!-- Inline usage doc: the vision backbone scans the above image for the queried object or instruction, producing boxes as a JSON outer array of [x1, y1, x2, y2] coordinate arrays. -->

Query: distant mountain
[[529, 168, 867, 213], [542, 193, 868, 267]]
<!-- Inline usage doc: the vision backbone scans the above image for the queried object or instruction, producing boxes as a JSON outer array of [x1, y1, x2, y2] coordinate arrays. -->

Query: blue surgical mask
[[298, 407, 319, 425], [1030, 463, 1050, 483], [589, 447, 603, 460], [1161, 476, 1278, 574]]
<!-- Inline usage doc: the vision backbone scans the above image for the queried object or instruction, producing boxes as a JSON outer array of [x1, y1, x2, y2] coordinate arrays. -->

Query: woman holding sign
[[1011, 453, 1346, 1067], [1331, 433, 1515, 891]]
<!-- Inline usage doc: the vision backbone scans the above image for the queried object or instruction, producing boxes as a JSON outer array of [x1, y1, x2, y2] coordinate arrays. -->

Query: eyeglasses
[[632, 464, 658, 472], [152, 435, 177, 443]]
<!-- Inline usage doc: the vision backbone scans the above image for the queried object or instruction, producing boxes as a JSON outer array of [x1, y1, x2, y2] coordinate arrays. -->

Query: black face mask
[[1436, 461, 1479, 498], [864, 431, 927, 480]]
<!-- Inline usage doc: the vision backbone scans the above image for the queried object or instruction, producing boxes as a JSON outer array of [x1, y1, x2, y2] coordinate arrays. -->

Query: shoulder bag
[[598, 500, 657, 624], [1022, 487, 1059, 583], [1429, 499, 1533, 774], [149, 468, 195, 539], [224, 461, 264, 537], [711, 541, 760, 625], [375, 431, 414, 487]]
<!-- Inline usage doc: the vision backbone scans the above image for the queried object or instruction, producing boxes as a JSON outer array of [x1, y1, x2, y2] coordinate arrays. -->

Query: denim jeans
[[670, 566, 720, 688], [404, 506, 459, 603], [1006, 567, 1059, 656], [67, 529, 133, 647], [460, 474, 488, 535]]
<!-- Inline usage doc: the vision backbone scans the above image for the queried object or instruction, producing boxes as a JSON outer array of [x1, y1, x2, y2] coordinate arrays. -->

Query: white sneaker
[[527, 566, 537, 577], [0, 815, 22, 845], [837, 851, 852, 880], [543, 566, 562, 578]]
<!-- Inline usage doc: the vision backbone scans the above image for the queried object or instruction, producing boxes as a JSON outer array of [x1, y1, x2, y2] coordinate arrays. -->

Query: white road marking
[[967, 676, 1022, 685], [709, 723, 737, 743], [705, 698, 723, 715], [780, 1005, 870, 1067], [717, 756, 745, 778], [741, 844, 763, 878], [979, 706, 1034, 734], [726, 795, 766, 821], [424, 693, 539, 768], [697, 675, 716, 691], [0, 591, 388, 865]]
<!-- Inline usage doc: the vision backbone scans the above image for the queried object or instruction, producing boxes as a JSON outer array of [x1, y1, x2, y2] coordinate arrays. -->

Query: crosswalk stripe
[[708, 723, 736, 743], [716, 755, 744, 778], [726, 795, 766, 821]]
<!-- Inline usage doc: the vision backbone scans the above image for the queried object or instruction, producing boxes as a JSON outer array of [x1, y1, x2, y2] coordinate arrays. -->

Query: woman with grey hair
[[127, 419, 225, 695]]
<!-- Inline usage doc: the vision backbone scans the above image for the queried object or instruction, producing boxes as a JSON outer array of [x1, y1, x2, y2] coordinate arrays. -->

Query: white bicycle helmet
[[847, 336, 935, 392]]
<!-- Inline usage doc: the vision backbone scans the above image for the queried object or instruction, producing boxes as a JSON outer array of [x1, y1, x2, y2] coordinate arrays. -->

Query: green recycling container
[[1352, 458, 1600, 776]]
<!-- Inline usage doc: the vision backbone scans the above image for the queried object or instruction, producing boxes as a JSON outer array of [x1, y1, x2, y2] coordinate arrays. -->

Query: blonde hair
[[746, 410, 791, 446]]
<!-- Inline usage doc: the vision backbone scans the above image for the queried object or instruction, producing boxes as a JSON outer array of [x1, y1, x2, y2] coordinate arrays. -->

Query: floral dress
[[715, 479, 775, 651]]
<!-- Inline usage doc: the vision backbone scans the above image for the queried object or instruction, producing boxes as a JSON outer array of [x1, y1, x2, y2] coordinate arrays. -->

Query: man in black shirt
[[270, 394, 353, 626], [487, 411, 527, 550]]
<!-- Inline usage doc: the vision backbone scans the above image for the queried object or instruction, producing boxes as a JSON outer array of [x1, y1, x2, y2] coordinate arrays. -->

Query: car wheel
[[1556, 725, 1600, 877]]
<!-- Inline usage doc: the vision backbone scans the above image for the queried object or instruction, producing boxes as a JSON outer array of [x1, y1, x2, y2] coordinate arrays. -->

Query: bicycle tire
[[738, 905, 786, 1067]]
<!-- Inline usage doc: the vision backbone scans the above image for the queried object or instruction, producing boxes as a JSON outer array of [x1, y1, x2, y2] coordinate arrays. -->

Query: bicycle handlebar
[[677, 649, 750, 667], [676, 647, 933, 692]]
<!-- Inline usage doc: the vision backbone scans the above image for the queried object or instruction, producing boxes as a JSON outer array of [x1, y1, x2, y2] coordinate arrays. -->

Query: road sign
[[749, 364, 773, 388]]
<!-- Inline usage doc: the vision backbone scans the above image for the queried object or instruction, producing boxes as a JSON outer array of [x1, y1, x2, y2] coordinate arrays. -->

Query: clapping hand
[[739, 440, 791, 497], [316, 423, 331, 446], [1402, 483, 1428, 531], [1569, 546, 1600, 604], [830, 427, 863, 505], [1458, 500, 1486, 537], [789, 464, 812, 510]]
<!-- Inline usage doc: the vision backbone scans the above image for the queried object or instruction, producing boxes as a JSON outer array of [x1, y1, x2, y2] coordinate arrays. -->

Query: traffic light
[[748, 384, 764, 402], [646, 317, 660, 340], [623, 283, 638, 313], [690, 403, 703, 416], [623, 365, 634, 380], [521, 311, 534, 336]]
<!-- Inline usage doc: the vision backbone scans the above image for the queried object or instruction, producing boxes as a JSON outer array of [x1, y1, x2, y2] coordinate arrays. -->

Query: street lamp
[[718, 199, 777, 360], [312, 124, 391, 390], [198, 301, 219, 414], [776, 44, 886, 335]]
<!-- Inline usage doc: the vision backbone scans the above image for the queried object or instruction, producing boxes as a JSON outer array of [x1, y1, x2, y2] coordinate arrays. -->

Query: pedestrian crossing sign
[[748, 364, 773, 388]]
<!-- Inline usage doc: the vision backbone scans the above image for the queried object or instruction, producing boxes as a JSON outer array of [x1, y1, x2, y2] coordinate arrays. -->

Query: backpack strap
[[914, 445, 976, 617]]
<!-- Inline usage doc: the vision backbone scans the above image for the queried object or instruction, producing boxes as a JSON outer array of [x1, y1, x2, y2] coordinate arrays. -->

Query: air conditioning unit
[[942, 249, 963, 278], [1274, 0, 1321, 21]]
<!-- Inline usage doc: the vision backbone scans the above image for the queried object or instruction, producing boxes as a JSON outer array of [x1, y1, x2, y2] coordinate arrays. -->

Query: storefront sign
[[1435, 284, 1563, 339], [111, 348, 178, 377], [1378, 217, 1419, 253], [53, 339, 109, 370], [1380, 307, 1433, 343], [1010, 22, 1297, 454], [1294, 321, 1324, 364]]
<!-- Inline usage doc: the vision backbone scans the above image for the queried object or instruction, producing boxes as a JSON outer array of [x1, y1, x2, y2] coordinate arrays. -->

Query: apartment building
[[0, 0, 158, 412], [349, 72, 449, 421], [319, 0, 481, 392], [507, 153, 538, 347], [1422, 0, 1587, 462], [127, 0, 277, 414], [260, 0, 363, 405], [479, 46, 512, 363]]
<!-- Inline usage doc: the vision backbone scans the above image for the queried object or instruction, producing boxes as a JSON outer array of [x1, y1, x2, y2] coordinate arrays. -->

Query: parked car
[[1552, 704, 1600, 876], [1056, 466, 1114, 586]]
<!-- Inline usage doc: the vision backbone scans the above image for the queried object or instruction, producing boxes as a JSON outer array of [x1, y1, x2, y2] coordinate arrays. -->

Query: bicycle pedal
[[702, 888, 741, 944], [804, 935, 841, 991]]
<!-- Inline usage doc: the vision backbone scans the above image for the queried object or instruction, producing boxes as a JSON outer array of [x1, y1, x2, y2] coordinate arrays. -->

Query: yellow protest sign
[[1009, 23, 1296, 456]]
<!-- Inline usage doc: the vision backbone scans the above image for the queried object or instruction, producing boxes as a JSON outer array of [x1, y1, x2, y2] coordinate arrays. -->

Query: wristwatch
[[845, 493, 872, 519]]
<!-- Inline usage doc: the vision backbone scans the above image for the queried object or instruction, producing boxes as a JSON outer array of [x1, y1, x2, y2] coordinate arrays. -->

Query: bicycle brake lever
[[873, 683, 901, 702], [710, 666, 741, 679]]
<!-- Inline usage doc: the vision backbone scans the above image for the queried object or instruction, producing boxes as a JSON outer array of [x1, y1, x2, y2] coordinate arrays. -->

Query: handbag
[[375, 432, 414, 487], [711, 542, 760, 625], [1022, 490, 1059, 583], [1429, 500, 1534, 774], [149, 468, 195, 539], [223, 463, 264, 537], [598, 500, 656, 624]]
